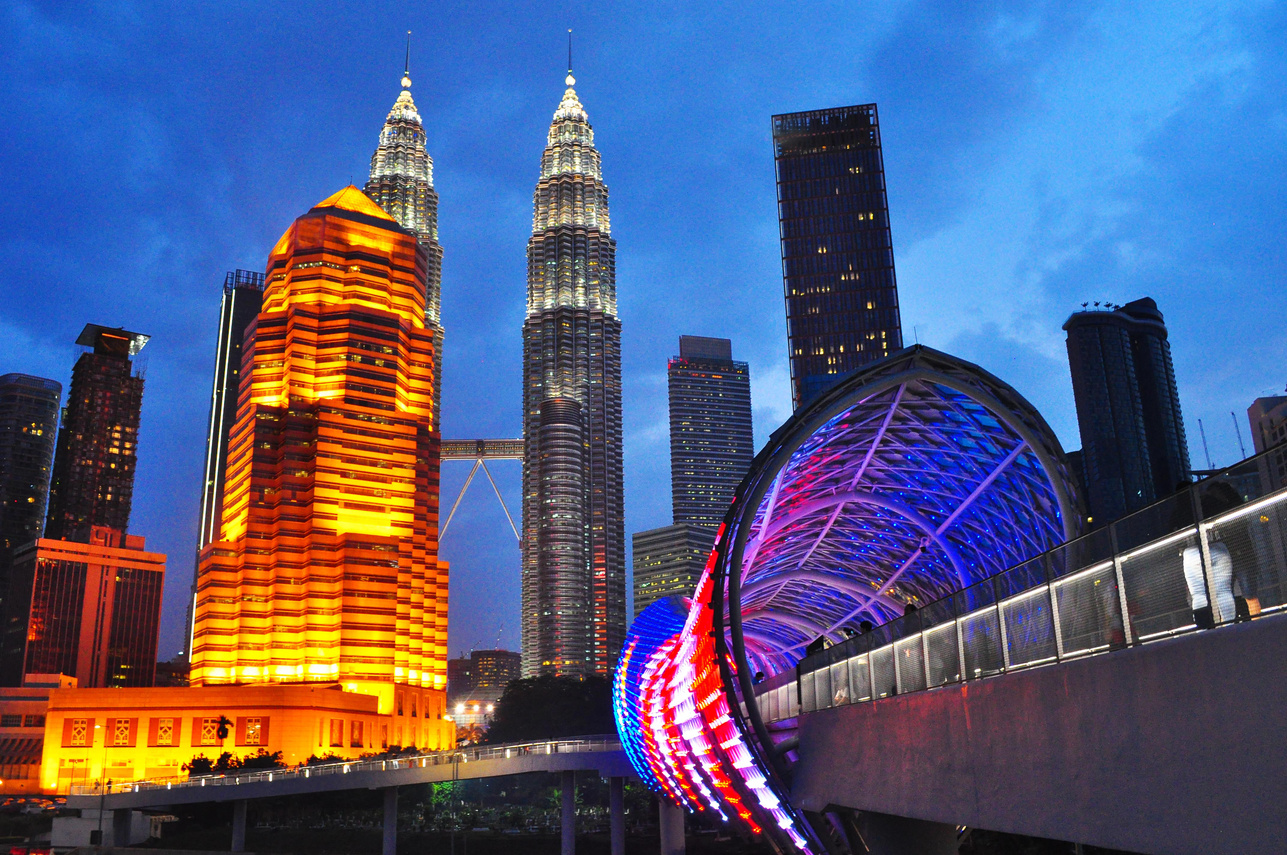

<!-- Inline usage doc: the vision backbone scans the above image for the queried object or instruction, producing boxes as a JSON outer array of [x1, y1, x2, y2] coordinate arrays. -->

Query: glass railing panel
[[924, 621, 961, 687], [1001, 587, 1057, 668], [994, 557, 1048, 599], [871, 646, 896, 699], [814, 661, 832, 708], [800, 668, 817, 713], [894, 635, 927, 693], [1120, 527, 1201, 639], [849, 654, 871, 702], [1052, 562, 1122, 658], [829, 660, 851, 707], [1049, 526, 1114, 579], [1201, 491, 1287, 619], [961, 607, 1004, 679], [1114, 491, 1193, 553]]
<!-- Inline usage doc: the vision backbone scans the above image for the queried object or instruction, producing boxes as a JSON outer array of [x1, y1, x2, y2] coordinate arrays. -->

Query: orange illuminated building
[[190, 187, 450, 729]]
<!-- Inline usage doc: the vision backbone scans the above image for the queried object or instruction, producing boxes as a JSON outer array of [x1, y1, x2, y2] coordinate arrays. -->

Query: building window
[[71, 718, 88, 746], [350, 721, 364, 748], [411, 697, 417, 718], [381, 724, 388, 749], [201, 717, 221, 746], [245, 718, 262, 746], [329, 719, 343, 748], [156, 718, 174, 746], [113, 719, 131, 746], [0, 715, 21, 727], [23, 715, 44, 728], [396, 693, 403, 715]]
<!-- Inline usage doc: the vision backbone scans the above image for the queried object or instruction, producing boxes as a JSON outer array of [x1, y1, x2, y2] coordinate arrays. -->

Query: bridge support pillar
[[561, 770, 576, 855], [111, 808, 131, 848], [658, 797, 685, 855], [609, 776, 625, 855], [382, 787, 397, 855], [231, 799, 248, 852], [855, 810, 956, 855]]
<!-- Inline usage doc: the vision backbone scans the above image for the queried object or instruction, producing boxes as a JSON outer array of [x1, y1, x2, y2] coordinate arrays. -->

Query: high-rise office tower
[[632, 337, 754, 617], [1064, 297, 1191, 523], [0, 374, 61, 553], [45, 325, 148, 543], [668, 336, 754, 530], [631, 523, 714, 618], [364, 50, 444, 432], [186, 270, 265, 653], [521, 67, 624, 677], [7, 526, 164, 688], [190, 188, 450, 718], [1247, 395, 1287, 488], [772, 104, 903, 410]]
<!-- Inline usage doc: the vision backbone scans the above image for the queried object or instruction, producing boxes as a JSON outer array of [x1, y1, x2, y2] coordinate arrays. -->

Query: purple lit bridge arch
[[614, 346, 1083, 854]]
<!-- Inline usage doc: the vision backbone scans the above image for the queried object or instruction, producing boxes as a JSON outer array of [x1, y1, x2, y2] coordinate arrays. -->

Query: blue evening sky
[[2, 1, 1284, 659]]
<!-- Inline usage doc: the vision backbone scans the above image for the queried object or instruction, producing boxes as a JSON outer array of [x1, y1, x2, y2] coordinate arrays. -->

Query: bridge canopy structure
[[614, 346, 1081, 854]]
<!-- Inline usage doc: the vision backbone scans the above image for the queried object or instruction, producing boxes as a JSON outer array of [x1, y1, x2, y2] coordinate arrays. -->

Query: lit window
[[113, 719, 131, 746], [70, 718, 88, 746], [156, 718, 174, 746], [201, 717, 221, 745], [245, 718, 262, 745]]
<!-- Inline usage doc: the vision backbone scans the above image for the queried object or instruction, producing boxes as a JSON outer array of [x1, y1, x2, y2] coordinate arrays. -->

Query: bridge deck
[[67, 738, 630, 810]]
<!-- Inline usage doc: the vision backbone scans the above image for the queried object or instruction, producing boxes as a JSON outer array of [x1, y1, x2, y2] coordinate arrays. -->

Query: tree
[[182, 750, 284, 776], [483, 675, 615, 744]]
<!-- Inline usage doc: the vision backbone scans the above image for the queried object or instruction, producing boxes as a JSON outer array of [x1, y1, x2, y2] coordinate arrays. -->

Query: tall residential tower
[[364, 50, 445, 431], [45, 325, 148, 542], [521, 69, 625, 677], [0, 374, 61, 553], [1064, 297, 1190, 522], [772, 104, 903, 409]]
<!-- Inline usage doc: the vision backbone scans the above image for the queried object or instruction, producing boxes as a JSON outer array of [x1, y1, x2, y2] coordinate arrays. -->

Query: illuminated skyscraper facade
[[772, 104, 903, 409], [190, 188, 450, 718], [668, 336, 753, 530], [45, 325, 148, 542], [521, 71, 625, 677], [364, 58, 444, 432]]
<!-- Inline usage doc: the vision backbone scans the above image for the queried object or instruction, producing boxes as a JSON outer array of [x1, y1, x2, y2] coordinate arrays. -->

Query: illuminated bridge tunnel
[[614, 345, 1082, 854], [615, 344, 1287, 855]]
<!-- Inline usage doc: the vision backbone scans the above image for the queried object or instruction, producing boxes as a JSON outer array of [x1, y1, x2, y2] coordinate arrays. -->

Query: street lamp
[[93, 723, 107, 845]]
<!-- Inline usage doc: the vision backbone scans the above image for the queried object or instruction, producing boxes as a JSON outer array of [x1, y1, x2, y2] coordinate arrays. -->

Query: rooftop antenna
[[1198, 418, 1214, 470], [402, 30, 412, 89], [1232, 411, 1248, 459]]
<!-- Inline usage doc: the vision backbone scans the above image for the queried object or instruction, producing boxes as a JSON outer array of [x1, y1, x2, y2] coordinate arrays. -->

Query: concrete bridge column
[[382, 787, 398, 855], [855, 810, 956, 855], [111, 808, 131, 848], [609, 776, 625, 855], [658, 797, 685, 855], [561, 770, 576, 855], [231, 799, 248, 852]]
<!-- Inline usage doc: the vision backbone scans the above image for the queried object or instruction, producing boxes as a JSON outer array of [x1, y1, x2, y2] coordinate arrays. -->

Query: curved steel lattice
[[614, 346, 1081, 854]]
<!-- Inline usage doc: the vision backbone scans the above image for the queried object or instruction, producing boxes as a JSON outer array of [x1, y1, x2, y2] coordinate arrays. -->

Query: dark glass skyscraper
[[186, 269, 264, 654], [1064, 297, 1190, 523], [521, 69, 624, 677], [668, 336, 753, 530], [45, 325, 149, 542], [364, 55, 444, 431], [772, 104, 903, 409], [0, 374, 61, 553]]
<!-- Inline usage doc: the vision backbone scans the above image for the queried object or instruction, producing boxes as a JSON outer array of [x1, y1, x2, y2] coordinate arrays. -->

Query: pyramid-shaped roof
[[311, 186, 395, 222]]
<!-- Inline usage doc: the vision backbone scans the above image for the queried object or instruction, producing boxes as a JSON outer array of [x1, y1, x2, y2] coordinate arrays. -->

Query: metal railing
[[770, 452, 1287, 719], [69, 736, 622, 796]]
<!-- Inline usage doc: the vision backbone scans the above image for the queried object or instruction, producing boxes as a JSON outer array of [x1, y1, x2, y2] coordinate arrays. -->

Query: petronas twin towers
[[363, 56, 624, 679]]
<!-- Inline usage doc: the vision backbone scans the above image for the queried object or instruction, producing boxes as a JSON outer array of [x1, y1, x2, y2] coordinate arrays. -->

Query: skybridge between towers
[[439, 438, 523, 541]]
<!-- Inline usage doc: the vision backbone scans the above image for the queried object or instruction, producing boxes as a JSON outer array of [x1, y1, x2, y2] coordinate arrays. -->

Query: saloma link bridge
[[74, 346, 1287, 855], [614, 346, 1287, 855]]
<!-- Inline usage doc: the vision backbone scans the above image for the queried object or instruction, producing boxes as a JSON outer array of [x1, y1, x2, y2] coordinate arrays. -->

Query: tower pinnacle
[[402, 30, 412, 89], [566, 29, 575, 87]]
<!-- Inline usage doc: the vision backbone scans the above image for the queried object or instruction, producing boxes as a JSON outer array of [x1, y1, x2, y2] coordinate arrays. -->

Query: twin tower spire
[[363, 38, 626, 679]]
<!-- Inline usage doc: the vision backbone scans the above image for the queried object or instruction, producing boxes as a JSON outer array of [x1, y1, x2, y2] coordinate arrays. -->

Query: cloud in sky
[[1, 0, 1283, 659]]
